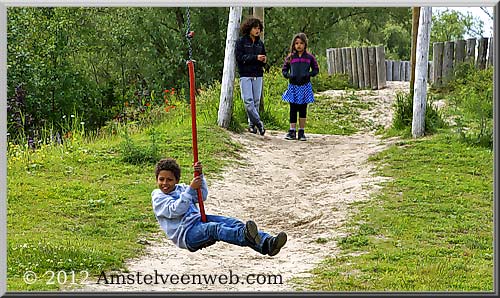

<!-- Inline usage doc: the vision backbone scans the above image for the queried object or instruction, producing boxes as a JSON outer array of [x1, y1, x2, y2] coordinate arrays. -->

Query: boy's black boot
[[267, 232, 287, 256], [285, 129, 296, 140], [244, 220, 261, 245], [297, 129, 307, 141]]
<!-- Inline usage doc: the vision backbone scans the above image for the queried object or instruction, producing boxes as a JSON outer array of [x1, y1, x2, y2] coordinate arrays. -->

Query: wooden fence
[[326, 46, 386, 90], [326, 37, 493, 88], [432, 37, 493, 86]]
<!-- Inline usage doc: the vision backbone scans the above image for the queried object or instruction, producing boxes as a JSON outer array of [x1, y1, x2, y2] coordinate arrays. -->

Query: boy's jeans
[[185, 215, 270, 254], [239, 77, 263, 128]]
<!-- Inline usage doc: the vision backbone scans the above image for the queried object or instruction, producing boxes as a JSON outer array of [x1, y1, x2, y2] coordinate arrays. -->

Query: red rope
[[187, 60, 207, 223]]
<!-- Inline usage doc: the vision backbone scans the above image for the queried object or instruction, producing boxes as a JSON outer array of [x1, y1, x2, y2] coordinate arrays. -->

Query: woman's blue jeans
[[239, 77, 263, 128], [185, 215, 270, 254]]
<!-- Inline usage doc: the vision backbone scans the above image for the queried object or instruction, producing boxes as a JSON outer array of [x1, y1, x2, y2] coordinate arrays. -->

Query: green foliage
[[446, 64, 493, 148], [119, 127, 161, 165], [8, 7, 415, 140], [392, 91, 446, 134], [431, 9, 485, 42]]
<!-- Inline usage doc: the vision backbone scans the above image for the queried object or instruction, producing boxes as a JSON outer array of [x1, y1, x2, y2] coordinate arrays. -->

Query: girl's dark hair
[[240, 17, 263, 35], [288, 32, 309, 55], [155, 158, 181, 180]]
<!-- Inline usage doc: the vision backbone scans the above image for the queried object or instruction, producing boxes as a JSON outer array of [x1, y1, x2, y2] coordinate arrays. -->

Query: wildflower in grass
[[124, 101, 129, 107], [71, 115, 75, 118]]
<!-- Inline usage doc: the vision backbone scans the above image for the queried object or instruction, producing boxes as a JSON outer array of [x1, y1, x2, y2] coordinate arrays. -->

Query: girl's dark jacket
[[282, 52, 319, 86], [235, 35, 266, 77]]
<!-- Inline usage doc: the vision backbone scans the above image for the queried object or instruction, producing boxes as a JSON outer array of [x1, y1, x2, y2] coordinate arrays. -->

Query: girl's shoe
[[297, 130, 307, 141], [285, 129, 296, 140]]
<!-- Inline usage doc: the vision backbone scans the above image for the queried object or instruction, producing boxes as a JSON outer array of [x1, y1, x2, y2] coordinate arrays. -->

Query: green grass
[[305, 133, 493, 291], [7, 68, 363, 291], [6, 101, 241, 290]]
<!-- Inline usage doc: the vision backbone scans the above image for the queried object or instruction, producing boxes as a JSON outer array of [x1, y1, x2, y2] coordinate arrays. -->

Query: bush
[[447, 64, 493, 148], [392, 91, 446, 134], [119, 127, 160, 165]]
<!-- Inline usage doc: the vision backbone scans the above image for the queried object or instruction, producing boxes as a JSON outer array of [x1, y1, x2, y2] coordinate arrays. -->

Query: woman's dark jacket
[[235, 35, 266, 77]]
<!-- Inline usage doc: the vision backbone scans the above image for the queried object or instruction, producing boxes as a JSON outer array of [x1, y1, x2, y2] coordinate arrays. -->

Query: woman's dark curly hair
[[155, 158, 181, 180], [240, 17, 263, 35]]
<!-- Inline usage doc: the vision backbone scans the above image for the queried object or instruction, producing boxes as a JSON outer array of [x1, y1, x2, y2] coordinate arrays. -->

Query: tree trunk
[[410, 7, 420, 96], [253, 7, 265, 112], [217, 7, 242, 128], [412, 7, 432, 138]]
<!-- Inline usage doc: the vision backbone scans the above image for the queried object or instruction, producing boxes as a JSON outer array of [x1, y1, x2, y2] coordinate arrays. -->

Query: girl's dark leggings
[[289, 103, 308, 123]]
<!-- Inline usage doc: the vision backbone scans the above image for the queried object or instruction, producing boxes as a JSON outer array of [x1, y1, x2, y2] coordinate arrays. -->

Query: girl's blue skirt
[[282, 82, 315, 104]]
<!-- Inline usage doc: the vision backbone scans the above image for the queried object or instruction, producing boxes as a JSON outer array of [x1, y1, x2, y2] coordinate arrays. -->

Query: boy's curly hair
[[155, 158, 181, 180], [240, 17, 263, 35]]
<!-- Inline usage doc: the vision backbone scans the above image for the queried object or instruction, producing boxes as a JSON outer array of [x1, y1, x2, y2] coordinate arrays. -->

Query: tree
[[431, 9, 484, 42]]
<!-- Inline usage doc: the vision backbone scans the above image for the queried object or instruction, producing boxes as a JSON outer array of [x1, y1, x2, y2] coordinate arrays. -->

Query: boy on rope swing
[[152, 158, 287, 256]]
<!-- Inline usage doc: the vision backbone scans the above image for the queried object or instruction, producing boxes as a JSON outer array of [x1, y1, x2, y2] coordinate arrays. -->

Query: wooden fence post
[[345, 48, 353, 84], [432, 42, 443, 86], [400, 61, 406, 82], [350, 47, 359, 88], [393, 60, 401, 81], [405, 61, 412, 82], [326, 48, 334, 75], [342, 48, 348, 77], [335, 48, 343, 73], [466, 38, 476, 63], [362, 47, 370, 88], [356, 47, 365, 88], [442, 41, 454, 84], [386, 60, 393, 81], [455, 39, 466, 65], [376, 45, 386, 88], [368, 47, 378, 89], [476, 37, 488, 69]]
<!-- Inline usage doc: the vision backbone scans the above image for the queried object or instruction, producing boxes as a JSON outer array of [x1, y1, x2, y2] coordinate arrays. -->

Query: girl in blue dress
[[281, 33, 319, 141]]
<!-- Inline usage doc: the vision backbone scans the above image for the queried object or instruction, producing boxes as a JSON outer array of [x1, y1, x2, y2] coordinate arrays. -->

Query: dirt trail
[[79, 81, 409, 292]]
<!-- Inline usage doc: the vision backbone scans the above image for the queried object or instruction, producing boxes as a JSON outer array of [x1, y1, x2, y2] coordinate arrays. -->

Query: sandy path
[[79, 82, 409, 292]]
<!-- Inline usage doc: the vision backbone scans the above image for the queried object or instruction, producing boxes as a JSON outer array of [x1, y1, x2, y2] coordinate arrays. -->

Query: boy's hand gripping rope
[[186, 7, 207, 223]]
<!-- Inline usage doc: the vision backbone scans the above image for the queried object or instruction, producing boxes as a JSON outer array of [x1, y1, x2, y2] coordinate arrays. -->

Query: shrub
[[392, 91, 446, 134], [447, 64, 493, 148]]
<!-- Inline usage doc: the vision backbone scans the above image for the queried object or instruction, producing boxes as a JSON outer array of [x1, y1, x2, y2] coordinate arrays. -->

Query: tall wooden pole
[[410, 7, 420, 97], [217, 7, 242, 128], [412, 7, 432, 138]]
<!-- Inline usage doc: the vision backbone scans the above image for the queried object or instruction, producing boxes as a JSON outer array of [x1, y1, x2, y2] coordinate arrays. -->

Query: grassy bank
[[307, 133, 493, 291]]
